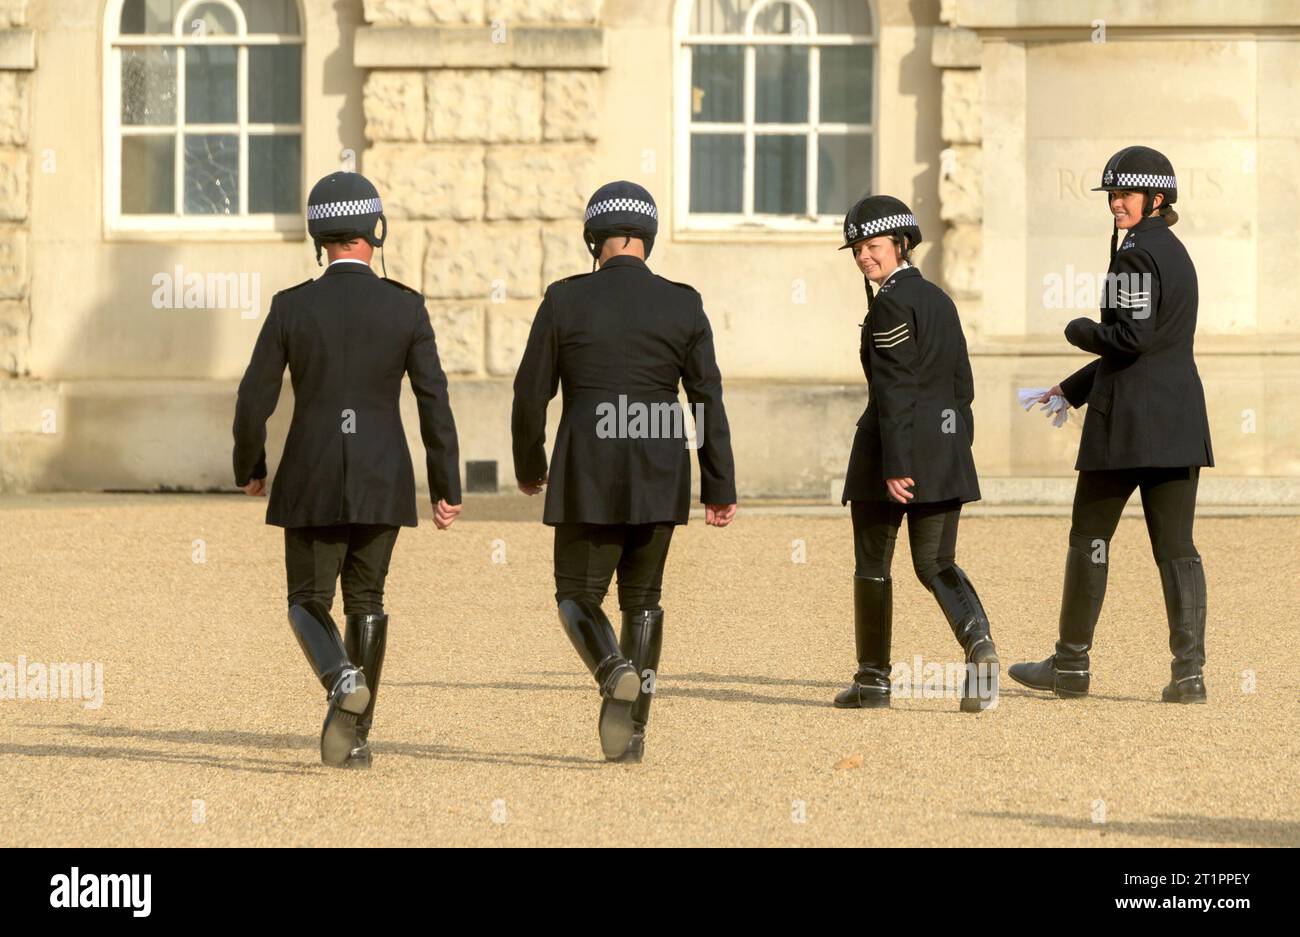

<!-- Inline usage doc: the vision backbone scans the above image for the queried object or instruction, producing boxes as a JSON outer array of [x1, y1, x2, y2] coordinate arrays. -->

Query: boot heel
[[330, 669, 370, 715], [609, 666, 640, 703], [1054, 679, 1089, 699]]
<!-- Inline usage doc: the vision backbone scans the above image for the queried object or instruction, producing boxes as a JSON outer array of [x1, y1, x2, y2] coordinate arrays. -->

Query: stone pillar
[[931, 3, 981, 314], [356, 1, 605, 380], [0, 1, 32, 379]]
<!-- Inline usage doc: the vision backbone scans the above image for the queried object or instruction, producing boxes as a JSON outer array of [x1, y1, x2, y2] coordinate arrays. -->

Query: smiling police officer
[[233, 171, 463, 768], [1009, 147, 1214, 704], [835, 195, 997, 713]]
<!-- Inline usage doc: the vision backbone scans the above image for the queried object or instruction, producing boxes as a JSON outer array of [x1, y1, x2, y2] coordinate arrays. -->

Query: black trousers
[[1069, 467, 1200, 561], [850, 499, 962, 583], [285, 524, 400, 616], [554, 522, 675, 610]]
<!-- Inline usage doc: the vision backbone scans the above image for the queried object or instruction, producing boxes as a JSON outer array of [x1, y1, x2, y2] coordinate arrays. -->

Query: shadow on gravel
[[973, 811, 1300, 847], [997, 686, 1161, 704], [32, 722, 603, 773], [0, 741, 315, 777]]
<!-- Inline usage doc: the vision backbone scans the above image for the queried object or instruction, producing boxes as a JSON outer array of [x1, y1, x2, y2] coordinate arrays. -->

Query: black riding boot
[[343, 613, 389, 768], [1159, 556, 1208, 703], [834, 577, 892, 709], [1009, 540, 1106, 699], [606, 608, 665, 763], [928, 565, 999, 712], [557, 599, 639, 758], [287, 602, 370, 767]]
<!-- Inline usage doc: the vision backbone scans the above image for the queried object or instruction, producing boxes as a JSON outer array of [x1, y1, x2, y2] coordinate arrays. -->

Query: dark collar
[[1127, 215, 1166, 237], [599, 255, 649, 271], [323, 261, 377, 277], [878, 266, 922, 294]]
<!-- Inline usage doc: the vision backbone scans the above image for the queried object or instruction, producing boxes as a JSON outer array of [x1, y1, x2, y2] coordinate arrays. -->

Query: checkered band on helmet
[[306, 197, 383, 221], [1113, 173, 1176, 190], [584, 198, 658, 223], [845, 212, 917, 243]]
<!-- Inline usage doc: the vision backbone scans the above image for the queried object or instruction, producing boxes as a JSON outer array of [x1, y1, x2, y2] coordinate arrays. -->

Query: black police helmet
[[306, 172, 387, 265], [839, 195, 922, 252], [1092, 145, 1178, 206], [583, 181, 659, 260]]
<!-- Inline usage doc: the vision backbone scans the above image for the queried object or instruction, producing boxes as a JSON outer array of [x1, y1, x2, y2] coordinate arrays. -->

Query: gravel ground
[[1, 494, 1296, 847]]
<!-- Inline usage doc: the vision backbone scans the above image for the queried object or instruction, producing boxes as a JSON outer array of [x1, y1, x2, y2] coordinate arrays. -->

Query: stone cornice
[[956, 0, 1300, 29]]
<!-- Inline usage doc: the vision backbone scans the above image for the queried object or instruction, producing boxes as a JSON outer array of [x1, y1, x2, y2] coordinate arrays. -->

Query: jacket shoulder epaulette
[[655, 275, 698, 294], [380, 276, 421, 295], [276, 279, 313, 297]]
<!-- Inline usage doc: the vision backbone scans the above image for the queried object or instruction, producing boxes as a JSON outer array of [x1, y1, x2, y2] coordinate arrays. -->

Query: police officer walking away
[[835, 196, 998, 713], [1010, 147, 1213, 703], [512, 181, 737, 763], [233, 171, 463, 768]]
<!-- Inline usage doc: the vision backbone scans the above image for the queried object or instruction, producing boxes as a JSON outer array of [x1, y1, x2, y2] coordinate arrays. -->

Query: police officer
[[1009, 147, 1213, 704], [835, 195, 997, 713], [233, 171, 463, 768], [512, 181, 737, 763]]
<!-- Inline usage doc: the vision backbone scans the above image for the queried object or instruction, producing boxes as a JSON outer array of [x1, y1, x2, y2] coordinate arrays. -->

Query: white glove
[[1018, 387, 1068, 428]]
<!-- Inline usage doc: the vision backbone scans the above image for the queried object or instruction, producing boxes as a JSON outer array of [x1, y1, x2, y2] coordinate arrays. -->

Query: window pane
[[238, 0, 301, 34], [756, 46, 808, 123], [184, 133, 238, 214], [119, 0, 178, 34], [755, 135, 807, 214], [820, 46, 873, 125], [249, 134, 301, 213], [121, 135, 175, 213], [249, 46, 302, 123], [186, 2, 237, 36], [185, 46, 237, 124], [753, 1, 808, 35], [690, 45, 742, 123], [690, 134, 743, 213], [121, 47, 177, 125], [818, 134, 872, 215]]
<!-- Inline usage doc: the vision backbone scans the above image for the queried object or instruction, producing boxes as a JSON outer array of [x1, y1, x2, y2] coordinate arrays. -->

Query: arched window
[[105, 0, 304, 234], [675, 0, 875, 232]]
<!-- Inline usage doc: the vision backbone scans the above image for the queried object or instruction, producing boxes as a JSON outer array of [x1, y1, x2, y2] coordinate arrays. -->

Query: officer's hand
[[885, 478, 915, 504], [433, 499, 462, 530], [705, 504, 737, 527], [1038, 384, 1064, 405], [518, 475, 547, 496], [241, 478, 267, 497]]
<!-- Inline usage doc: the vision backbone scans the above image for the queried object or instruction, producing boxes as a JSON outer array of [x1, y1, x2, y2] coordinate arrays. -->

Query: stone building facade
[[0, 0, 1297, 503]]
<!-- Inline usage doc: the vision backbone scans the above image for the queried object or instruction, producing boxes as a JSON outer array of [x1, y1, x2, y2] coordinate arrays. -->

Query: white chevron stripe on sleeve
[[874, 333, 911, 349]]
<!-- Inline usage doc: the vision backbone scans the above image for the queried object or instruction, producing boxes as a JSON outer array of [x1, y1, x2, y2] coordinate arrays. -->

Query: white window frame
[[674, 0, 877, 236], [103, 0, 305, 238]]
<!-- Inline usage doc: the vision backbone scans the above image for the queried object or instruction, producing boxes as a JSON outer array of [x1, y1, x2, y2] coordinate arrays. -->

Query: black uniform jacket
[[842, 266, 981, 505], [511, 255, 736, 526], [232, 262, 462, 528], [1059, 216, 1214, 471]]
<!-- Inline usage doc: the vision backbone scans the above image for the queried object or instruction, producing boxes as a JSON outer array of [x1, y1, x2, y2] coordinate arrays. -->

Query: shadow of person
[[0, 740, 315, 778], [37, 721, 605, 772], [972, 810, 1300, 847]]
